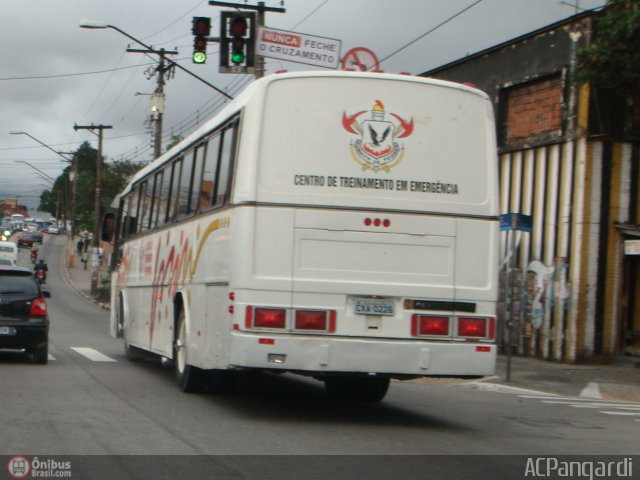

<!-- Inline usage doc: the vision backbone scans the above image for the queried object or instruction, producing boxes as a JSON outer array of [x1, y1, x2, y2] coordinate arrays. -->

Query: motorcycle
[[31, 251, 37, 263], [35, 269, 46, 285]]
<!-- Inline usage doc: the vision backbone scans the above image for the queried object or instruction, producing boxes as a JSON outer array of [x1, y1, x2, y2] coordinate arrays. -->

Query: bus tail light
[[411, 314, 450, 336], [458, 317, 489, 338], [30, 297, 48, 317], [294, 310, 336, 332], [253, 308, 286, 329]]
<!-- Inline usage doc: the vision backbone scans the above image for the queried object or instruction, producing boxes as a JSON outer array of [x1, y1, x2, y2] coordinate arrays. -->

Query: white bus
[[10, 213, 25, 231], [108, 71, 499, 401]]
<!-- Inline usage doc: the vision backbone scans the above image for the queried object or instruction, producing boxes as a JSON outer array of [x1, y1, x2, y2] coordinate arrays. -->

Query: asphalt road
[[1, 236, 638, 479]]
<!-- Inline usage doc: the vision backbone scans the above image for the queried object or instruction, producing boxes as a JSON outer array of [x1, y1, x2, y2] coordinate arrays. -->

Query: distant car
[[0, 266, 51, 364], [16, 233, 35, 248], [37, 226, 49, 234], [47, 226, 59, 235], [29, 232, 43, 244], [0, 241, 18, 266]]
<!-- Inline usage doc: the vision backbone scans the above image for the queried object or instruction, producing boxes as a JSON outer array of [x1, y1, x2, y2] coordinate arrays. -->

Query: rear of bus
[[229, 72, 498, 398]]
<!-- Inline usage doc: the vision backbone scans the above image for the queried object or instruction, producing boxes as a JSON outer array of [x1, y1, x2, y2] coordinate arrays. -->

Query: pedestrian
[[76, 239, 83, 256], [81, 249, 88, 270]]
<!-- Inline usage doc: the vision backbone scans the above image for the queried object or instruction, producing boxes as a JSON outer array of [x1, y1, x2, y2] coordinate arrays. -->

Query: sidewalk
[[56, 236, 640, 401], [61, 236, 111, 311], [475, 353, 640, 401]]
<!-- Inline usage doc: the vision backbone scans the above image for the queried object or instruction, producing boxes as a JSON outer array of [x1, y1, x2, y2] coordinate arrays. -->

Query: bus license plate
[[354, 298, 395, 316], [0, 326, 11, 335]]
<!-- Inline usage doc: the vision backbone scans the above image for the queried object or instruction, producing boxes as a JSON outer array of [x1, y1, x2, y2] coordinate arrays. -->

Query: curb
[[63, 265, 111, 311]]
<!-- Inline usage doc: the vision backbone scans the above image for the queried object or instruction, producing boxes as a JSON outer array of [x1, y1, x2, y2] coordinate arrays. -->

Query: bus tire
[[324, 376, 390, 402], [174, 309, 206, 393]]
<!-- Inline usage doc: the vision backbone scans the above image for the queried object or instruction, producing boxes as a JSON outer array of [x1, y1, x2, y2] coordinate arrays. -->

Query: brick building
[[422, 10, 640, 362]]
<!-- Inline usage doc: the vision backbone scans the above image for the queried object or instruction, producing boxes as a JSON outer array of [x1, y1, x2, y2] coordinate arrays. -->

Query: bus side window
[[123, 192, 139, 239], [190, 145, 206, 213], [168, 159, 183, 223], [137, 180, 151, 234], [150, 170, 164, 230], [201, 133, 221, 209], [215, 123, 237, 207], [177, 151, 195, 218], [158, 163, 172, 227]]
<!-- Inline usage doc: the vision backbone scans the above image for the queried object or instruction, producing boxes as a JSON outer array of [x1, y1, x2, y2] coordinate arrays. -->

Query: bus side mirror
[[101, 213, 116, 242]]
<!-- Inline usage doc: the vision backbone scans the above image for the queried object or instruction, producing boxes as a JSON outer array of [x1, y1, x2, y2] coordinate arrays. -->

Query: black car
[[0, 266, 51, 364]]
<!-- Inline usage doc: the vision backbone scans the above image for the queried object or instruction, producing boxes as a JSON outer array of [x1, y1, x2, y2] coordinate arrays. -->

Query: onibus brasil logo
[[7, 457, 30, 479], [342, 100, 414, 172]]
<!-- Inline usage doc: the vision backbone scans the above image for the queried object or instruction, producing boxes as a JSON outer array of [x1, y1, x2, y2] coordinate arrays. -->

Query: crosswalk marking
[[70, 347, 117, 362], [520, 394, 640, 421]]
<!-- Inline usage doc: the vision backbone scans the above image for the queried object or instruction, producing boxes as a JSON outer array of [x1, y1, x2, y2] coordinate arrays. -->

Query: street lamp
[[78, 20, 233, 99], [9, 131, 73, 163], [14, 160, 56, 183], [9, 131, 78, 267]]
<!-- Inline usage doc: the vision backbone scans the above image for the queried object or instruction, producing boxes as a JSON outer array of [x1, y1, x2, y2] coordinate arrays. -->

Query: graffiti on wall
[[524, 258, 570, 329]]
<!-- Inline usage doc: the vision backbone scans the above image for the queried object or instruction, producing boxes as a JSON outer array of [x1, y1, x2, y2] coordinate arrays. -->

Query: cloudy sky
[[1, 0, 606, 213]]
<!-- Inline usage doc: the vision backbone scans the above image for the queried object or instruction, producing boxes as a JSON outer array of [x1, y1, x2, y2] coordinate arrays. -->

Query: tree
[[37, 141, 144, 230], [166, 134, 184, 152], [577, 0, 640, 94]]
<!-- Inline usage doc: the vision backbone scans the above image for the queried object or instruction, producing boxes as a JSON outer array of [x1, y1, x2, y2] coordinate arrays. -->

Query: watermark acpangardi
[[525, 457, 633, 480]]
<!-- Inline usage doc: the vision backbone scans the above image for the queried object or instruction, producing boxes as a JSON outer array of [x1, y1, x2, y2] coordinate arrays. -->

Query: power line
[[142, 0, 204, 41], [290, 0, 331, 30], [0, 62, 157, 82], [377, 0, 484, 66]]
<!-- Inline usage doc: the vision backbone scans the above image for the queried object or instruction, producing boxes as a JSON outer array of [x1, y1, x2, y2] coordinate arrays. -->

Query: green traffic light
[[193, 51, 206, 64], [231, 51, 245, 65]]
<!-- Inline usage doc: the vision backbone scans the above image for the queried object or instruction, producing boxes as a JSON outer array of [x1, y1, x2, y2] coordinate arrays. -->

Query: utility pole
[[73, 124, 112, 295], [127, 47, 178, 158], [56, 151, 78, 267]]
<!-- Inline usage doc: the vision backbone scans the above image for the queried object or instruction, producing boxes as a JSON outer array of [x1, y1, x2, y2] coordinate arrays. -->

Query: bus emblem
[[342, 100, 414, 172]]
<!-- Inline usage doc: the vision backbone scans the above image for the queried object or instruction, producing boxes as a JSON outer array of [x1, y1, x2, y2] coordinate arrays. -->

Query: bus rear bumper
[[228, 332, 496, 377]]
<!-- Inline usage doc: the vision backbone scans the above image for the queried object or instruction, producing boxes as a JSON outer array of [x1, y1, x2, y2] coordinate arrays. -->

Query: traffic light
[[230, 16, 248, 65], [192, 17, 211, 64], [220, 11, 256, 74]]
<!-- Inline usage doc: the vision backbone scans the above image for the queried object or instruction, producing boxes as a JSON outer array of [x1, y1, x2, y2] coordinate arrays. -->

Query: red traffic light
[[192, 17, 211, 37], [230, 16, 247, 37]]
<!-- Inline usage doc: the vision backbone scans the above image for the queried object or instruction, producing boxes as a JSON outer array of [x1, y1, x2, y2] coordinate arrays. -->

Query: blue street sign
[[500, 213, 533, 232]]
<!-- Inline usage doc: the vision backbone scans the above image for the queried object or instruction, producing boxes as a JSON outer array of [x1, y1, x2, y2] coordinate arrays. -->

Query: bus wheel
[[324, 376, 390, 402], [174, 309, 206, 393]]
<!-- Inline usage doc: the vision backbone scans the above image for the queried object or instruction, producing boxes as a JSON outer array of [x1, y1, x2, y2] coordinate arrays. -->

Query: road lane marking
[[599, 411, 640, 416], [48, 354, 56, 361], [541, 401, 640, 409], [519, 395, 638, 404], [70, 347, 117, 362]]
